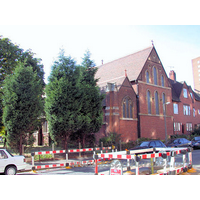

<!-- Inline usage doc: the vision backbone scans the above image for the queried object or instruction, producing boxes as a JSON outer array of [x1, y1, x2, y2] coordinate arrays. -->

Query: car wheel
[[4, 166, 17, 175]]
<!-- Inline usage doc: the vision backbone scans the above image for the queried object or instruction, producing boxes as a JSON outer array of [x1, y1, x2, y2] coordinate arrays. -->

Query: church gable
[[147, 48, 161, 64]]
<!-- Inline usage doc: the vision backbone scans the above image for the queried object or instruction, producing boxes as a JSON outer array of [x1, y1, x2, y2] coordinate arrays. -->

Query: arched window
[[161, 75, 164, 87], [162, 93, 166, 105], [146, 71, 150, 83], [122, 97, 133, 119], [155, 91, 159, 115], [147, 90, 151, 114], [153, 67, 157, 85], [162, 93, 167, 114]]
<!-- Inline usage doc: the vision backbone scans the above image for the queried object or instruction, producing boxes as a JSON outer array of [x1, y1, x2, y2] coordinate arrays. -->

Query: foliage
[[73, 50, 104, 147], [45, 50, 83, 150], [0, 36, 45, 142], [3, 63, 44, 154], [34, 154, 53, 161], [99, 132, 122, 147]]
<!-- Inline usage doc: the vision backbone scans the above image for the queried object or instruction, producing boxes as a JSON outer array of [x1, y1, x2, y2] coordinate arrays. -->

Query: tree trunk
[[82, 134, 86, 149], [19, 134, 23, 155], [64, 134, 69, 152]]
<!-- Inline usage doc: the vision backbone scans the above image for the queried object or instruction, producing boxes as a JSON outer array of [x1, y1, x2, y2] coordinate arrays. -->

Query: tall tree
[[77, 50, 104, 147], [45, 50, 83, 150], [0, 36, 45, 136], [3, 63, 44, 154]]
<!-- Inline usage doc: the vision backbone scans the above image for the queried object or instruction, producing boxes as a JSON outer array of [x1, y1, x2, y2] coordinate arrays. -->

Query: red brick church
[[95, 45, 174, 142], [33, 45, 200, 146]]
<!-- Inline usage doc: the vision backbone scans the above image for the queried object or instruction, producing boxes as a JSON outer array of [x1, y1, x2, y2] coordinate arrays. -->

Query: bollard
[[94, 154, 98, 175], [135, 156, 140, 175], [162, 153, 167, 175], [127, 150, 131, 172], [150, 157, 154, 174], [65, 152, 72, 169], [31, 152, 37, 173], [169, 151, 176, 175]]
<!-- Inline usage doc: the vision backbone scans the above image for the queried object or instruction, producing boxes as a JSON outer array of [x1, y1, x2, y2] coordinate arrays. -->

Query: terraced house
[[95, 45, 200, 142]]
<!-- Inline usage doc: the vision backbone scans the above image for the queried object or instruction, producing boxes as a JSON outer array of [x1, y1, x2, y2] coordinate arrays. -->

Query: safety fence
[[93, 147, 196, 175], [31, 146, 112, 171]]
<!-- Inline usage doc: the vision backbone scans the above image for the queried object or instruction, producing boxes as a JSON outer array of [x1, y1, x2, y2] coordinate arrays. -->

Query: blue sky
[[1, 25, 200, 88]]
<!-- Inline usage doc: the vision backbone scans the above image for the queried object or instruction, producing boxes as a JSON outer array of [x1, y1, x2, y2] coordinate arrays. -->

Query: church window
[[153, 67, 158, 85], [122, 97, 133, 119], [155, 91, 159, 115], [146, 71, 150, 83], [147, 90, 151, 114], [161, 75, 164, 87]]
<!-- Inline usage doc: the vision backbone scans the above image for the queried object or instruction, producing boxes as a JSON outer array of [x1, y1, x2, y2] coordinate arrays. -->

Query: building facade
[[33, 46, 200, 146], [96, 46, 174, 142], [169, 70, 200, 135]]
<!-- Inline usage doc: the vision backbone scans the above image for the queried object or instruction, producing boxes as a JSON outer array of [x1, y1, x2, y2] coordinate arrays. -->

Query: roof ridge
[[97, 46, 153, 67]]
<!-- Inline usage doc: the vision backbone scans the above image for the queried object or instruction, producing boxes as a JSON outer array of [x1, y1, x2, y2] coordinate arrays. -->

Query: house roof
[[169, 78, 200, 102], [95, 46, 154, 87]]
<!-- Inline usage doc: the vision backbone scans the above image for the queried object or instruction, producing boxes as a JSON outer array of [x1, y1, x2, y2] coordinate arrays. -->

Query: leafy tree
[[45, 50, 83, 150], [74, 50, 104, 147], [3, 63, 44, 154], [0, 36, 45, 134]]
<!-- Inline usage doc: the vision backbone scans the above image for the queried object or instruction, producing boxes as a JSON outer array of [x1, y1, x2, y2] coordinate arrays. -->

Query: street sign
[[109, 160, 123, 175]]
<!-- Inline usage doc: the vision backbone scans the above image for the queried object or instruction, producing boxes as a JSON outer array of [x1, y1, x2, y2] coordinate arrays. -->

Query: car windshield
[[6, 150, 14, 157], [194, 137, 200, 141], [140, 141, 150, 147]]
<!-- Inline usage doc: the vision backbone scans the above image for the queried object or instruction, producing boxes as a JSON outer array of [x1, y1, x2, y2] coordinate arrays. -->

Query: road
[[16, 149, 200, 175]]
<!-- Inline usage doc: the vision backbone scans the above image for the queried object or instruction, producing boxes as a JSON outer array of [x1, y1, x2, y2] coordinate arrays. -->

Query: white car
[[0, 149, 27, 175]]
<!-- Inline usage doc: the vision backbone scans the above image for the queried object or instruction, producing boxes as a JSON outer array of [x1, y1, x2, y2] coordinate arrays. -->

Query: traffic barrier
[[95, 147, 195, 175], [31, 146, 112, 172]]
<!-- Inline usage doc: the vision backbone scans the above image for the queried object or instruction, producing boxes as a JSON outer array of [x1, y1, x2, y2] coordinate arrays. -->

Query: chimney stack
[[169, 70, 176, 82]]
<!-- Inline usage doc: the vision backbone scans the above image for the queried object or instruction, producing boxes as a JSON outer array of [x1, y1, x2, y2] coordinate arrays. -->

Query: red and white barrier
[[94, 147, 192, 175], [31, 146, 112, 172]]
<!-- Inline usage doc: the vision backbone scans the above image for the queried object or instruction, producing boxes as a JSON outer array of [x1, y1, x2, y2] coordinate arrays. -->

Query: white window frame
[[183, 88, 188, 98], [173, 103, 178, 114]]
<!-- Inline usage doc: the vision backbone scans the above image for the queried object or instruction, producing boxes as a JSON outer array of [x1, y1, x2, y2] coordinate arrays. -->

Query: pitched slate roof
[[169, 78, 200, 102], [96, 46, 154, 87], [169, 79, 183, 102]]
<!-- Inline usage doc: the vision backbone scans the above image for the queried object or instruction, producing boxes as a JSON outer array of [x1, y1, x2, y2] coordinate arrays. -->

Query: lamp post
[[163, 102, 170, 143]]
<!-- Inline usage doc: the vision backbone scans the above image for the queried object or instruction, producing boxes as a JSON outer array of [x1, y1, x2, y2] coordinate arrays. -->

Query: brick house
[[96, 45, 174, 142], [169, 70, 200, 135]]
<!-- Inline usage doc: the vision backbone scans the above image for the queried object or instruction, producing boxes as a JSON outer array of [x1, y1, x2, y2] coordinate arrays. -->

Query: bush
[[99, 132, 121, 147]]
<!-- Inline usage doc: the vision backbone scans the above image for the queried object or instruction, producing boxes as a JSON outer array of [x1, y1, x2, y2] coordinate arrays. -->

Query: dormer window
[[183, 88, 188, 98]]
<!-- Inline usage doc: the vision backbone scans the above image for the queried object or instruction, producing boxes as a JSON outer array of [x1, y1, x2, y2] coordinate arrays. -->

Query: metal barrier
[[94, 147, 196, 175], [31, 146, 112, 172]]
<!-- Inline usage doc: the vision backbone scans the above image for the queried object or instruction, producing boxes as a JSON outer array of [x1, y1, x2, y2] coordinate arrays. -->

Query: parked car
[[0, 149, 27, 175], [166, 138, 192, 148], [192, 136, 200, 149], [130, 140, 166, 151]]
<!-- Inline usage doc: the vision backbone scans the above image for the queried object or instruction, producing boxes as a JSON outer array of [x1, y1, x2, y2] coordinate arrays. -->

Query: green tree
[[0, 36, 45, 136], [76, 50, 104, 147], [45, 50, 83, 150], [3, 63, 44, 154]]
